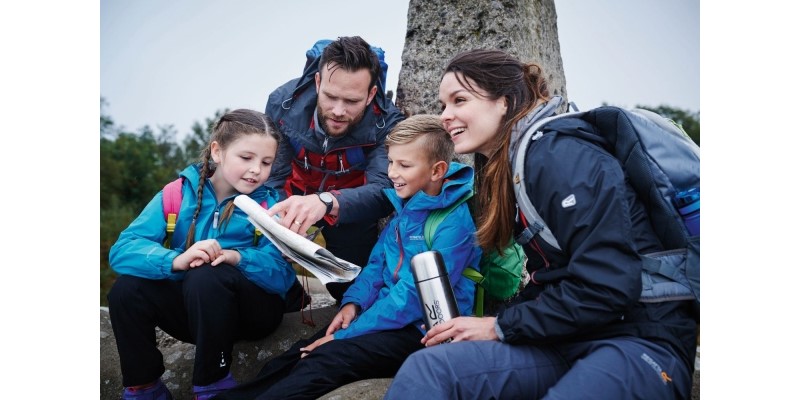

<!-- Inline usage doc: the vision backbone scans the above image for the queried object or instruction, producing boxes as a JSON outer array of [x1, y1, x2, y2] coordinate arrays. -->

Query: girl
[[385, 49, 698, 399], [107, 109, 297, 400]]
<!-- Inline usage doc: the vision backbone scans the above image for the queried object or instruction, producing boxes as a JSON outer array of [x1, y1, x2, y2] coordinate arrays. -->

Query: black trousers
[[318, 220, 379, 302], [107, 264, 285, 387], [215, 324, 424, 400]]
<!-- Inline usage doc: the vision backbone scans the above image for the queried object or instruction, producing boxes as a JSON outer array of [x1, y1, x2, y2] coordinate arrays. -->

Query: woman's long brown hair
[[442, 49, 550, 252]]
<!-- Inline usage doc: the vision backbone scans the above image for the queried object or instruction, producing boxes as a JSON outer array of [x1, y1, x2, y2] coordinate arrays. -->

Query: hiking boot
[[192, 372, 237, 400], [284, 279, 312, 312], [121, 379, 173, 400]]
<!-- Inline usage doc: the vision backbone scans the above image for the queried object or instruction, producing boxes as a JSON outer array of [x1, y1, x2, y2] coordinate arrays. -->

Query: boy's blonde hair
[[385, 114, 454, 164]]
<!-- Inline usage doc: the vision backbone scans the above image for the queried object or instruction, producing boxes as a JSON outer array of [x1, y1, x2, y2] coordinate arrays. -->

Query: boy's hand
[[299, 334, 333, 358], [326, 303, 360, 335]]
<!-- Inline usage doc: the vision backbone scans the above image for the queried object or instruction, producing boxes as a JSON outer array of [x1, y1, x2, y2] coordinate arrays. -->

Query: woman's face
[[439, 72, 507, 157]]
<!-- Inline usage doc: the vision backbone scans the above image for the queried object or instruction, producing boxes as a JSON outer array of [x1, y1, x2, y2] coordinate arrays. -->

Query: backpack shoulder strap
[[162, 177, 184, 248], [422, 190, 485, 316], [511, 112, 585, 251], [423, 190, 473, 250]]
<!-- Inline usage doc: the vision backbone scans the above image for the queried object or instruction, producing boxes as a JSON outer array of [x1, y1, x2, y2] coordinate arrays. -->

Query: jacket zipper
[[393, 225, 404, 282]]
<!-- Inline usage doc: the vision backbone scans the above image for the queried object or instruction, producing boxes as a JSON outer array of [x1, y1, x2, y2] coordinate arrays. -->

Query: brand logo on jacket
[[561, 194, 576, 208]]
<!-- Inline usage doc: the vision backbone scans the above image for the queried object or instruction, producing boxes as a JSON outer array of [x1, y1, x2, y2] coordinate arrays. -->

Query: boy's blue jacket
[[108, 164, 297, 298], [334, 161, 481, 339]]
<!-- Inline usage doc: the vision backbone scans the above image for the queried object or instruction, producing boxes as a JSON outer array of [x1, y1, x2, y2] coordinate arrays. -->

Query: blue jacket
[[108, 164, 297, 298], [264, 67, 405, 224], [334, 162, 481, 339], [498, 107, 698, 371]]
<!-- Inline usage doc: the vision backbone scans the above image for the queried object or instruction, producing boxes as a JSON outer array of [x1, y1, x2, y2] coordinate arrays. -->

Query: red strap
[[162, 178, 184, 220]]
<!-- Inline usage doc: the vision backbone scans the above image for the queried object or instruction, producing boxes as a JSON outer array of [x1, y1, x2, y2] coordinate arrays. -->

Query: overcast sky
[[100, 0, 699, 137]]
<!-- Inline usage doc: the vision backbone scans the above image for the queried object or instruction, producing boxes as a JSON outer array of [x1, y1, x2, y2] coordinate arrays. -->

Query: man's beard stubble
[[317, 103, 368, 138]]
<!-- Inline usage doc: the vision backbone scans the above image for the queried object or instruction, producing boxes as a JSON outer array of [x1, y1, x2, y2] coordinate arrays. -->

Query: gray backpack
[[510, 99, 700, 317]]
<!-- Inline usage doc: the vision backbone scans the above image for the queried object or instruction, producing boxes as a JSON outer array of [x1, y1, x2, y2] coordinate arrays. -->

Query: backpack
[[511, 104, 700, 317], [160, 177, 266, 248], [424, 191, 528, 317]]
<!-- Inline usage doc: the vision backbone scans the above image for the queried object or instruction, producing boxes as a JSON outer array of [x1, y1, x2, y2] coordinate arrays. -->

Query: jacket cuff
[[494, 319, 506, 342]]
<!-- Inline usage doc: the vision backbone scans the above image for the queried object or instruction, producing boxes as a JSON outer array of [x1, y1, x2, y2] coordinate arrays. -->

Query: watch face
[[319, 192, 334, 203]]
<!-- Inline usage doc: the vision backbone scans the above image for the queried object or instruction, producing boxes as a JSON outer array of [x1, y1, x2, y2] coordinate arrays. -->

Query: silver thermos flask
[[411, 250, 460, 331]]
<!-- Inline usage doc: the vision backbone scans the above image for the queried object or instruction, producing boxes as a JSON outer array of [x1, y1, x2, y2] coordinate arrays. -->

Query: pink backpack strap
[[162, 178, 184, 220]]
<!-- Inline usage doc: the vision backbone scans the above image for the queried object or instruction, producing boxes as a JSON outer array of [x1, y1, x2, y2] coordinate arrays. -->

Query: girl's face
[[210, 134, 277, 200], [387, 139, 443, 199], [439, 72, 508, 157]]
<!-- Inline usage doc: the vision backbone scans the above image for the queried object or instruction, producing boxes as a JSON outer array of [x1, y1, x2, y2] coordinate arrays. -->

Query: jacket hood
[[383, 161, 474, 213], [509, 96, 563, 159]]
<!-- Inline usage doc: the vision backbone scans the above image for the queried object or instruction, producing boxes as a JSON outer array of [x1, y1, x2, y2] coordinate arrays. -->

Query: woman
[[384, 49, 697, 399]]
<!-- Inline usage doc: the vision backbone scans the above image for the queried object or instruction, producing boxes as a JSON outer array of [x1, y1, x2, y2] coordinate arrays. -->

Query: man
[[265, 36, 405, 303]]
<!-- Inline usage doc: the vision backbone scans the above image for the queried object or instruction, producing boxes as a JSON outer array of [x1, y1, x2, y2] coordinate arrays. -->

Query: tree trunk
[[396, 0, 567, 117]]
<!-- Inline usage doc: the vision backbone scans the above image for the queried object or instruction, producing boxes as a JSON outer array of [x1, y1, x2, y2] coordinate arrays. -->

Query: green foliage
[[100, 205, 137, 304], [636, 104, 700, 146], [99, 100, 220, 305]]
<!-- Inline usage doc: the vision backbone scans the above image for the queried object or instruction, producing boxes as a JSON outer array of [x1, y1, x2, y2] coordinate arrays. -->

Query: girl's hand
[[421, 316, 499, 347], [326, 303, 360, 335], [299, 334, 334, 358], [172, 239, 222, 271], [211, 249, 241, 267]]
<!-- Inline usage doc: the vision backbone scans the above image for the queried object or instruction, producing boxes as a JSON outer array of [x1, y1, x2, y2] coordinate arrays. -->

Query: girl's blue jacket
[[334, 161, 481, 339], [108, 164, 297, 298]]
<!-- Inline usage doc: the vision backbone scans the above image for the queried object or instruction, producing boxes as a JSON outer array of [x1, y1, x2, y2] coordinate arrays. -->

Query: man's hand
[[326, 303, 360, 335], [421, 316, 499, 347], [266, 195, 328, 234]]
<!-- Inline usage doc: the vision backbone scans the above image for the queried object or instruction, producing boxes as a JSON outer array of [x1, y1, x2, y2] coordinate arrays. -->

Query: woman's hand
[[299, 334, 334, 358], [326, 303, 360, 335], [421, 316, 499, 346]]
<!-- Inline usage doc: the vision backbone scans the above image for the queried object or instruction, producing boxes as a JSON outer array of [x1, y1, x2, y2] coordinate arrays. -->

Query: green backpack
[[424, 191, 527, 317]]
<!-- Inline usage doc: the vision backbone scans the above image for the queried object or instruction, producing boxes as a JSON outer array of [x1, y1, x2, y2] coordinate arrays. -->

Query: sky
[[7, 1, 800, 398], [100, 0, 700, 138]]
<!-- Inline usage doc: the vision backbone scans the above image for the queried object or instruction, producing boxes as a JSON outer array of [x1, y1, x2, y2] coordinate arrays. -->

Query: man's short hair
[[319, 36, 381, 89], [386, 114, 454, 164]]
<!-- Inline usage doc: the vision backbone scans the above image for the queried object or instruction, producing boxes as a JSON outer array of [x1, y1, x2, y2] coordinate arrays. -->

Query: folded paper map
[[234, 195, 362, 285]]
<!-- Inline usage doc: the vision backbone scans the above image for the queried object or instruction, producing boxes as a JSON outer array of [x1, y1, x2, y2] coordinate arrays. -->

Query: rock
[[318, 378, 393, 400], [100, 306, 337, 400]]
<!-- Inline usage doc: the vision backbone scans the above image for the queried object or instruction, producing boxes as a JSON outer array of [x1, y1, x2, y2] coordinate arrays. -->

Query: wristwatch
[[317, 192, 334, 215]]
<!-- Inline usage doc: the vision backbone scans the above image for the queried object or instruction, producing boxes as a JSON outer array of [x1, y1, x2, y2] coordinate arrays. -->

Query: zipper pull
[[338, 153, 345, 172], [304, 154, 309, 170], [323, 135, 329, 152], [213, 211, 219, 229]]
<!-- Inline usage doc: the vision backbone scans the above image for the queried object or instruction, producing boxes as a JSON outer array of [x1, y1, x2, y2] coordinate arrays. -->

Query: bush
[[100, 205, 137, 306]]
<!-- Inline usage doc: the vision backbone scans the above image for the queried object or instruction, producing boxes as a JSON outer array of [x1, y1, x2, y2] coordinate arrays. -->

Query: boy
[[217, 114, 481, 400]]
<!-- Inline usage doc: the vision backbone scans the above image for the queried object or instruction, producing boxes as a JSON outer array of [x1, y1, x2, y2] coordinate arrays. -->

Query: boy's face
[[387, 139, 441, 199]]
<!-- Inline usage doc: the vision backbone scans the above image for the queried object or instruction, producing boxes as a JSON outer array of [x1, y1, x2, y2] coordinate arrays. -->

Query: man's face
[[315, 62, 377, 137]]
